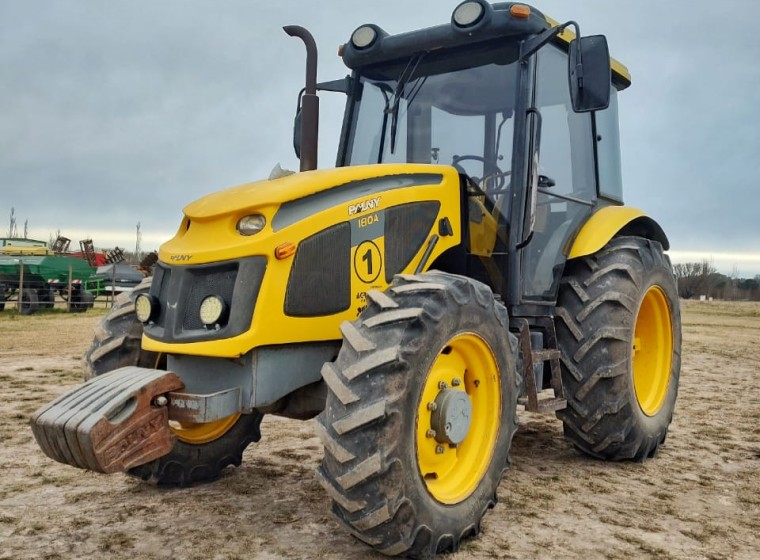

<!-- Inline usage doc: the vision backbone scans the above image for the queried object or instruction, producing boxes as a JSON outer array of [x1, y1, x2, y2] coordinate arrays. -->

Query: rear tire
[[38, 288, 55, 309], [317, 272, 519, 557], [555, 237, 681, 461], [70, 290, 94, 312], [85, 277, 262, 485]]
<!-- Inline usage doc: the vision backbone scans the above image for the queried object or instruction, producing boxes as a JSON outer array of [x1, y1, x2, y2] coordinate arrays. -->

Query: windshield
[[346, 44, 519, 211]]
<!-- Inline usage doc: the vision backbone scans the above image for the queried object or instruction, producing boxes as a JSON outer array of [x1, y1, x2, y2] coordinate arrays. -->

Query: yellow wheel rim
[[416, 333, 501, 504], [632, 286, 673, 416], [153, 351, 240, 444], [170, 413, 240, 445]]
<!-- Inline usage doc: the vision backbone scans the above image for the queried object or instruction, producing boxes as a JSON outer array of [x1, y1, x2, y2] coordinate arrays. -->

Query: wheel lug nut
[[438, 381, 447, 390], [451, 378, 461, 387], [435, 445, 445, 454], [426, 429, 436, 439], [427, 402, 437, 411]]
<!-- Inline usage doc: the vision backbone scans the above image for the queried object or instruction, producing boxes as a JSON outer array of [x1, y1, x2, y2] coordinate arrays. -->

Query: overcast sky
[[1, 1, 758, 275]]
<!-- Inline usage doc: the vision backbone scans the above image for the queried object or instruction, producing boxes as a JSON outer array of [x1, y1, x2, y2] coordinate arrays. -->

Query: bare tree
[[48, 229, 62, 250], [672, 260, 719, 299]]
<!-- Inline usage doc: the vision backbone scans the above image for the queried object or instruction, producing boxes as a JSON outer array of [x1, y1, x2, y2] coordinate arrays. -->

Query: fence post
[[111, 264, 116, 308], [18, 259, 24, 312], [67, 264, 73, 313]]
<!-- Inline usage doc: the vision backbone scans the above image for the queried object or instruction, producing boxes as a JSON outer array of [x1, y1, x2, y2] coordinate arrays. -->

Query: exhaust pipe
[[284, 25, 319, 172]]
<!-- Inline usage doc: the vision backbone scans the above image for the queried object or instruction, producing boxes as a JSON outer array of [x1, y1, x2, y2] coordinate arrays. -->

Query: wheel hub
[[431, 388, 472, 445]]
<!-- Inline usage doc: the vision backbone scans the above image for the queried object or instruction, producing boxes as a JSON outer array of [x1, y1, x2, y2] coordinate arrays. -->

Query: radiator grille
[[146, 256, 265, 343]]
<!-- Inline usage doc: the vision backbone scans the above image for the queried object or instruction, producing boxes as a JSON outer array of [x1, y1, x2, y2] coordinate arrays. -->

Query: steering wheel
[[452, 154, 510, 192]]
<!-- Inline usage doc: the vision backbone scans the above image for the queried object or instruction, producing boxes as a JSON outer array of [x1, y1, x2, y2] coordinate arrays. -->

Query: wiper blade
[[387, 53, 426, 154]]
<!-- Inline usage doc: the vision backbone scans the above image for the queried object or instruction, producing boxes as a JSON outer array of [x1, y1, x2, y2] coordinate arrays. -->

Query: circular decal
[[354, 240, 382, 284]]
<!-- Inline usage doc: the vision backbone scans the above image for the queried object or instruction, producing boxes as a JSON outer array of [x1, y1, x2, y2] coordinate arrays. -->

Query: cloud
[[2, 1, 758, 264]]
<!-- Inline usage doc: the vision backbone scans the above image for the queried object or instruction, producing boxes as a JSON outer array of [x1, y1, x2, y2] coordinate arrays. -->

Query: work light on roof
[[351, 26, 377, 49], [452, 1, 486, 27]]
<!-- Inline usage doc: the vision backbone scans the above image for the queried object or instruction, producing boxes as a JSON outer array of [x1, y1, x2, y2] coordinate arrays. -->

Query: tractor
[[31, 2, 681, 557]]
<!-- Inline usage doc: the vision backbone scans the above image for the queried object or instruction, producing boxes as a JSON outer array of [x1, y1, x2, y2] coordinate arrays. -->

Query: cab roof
[[341, 2, 631, 91]]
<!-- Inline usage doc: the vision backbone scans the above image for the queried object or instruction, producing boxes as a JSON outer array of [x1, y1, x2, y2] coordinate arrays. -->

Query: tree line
[[673, 261, 760, 301]]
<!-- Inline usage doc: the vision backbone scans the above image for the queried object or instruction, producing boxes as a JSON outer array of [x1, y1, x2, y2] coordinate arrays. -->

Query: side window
[[522, 46, 596, 300], [595, 87, 624, 202], [534, 46, 595, 199]]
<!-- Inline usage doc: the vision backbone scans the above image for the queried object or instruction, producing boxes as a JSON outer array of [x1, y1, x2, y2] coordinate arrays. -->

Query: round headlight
[[135, 294, 156, 323], [199, 295, 226, 326], [237, 214, 266, 236], [452, 1, 485, 27], [351, 25, 377, 49]]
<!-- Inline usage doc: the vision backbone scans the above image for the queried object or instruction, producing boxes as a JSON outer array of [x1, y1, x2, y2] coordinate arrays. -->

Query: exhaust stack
[[284, 25, 319, 172]]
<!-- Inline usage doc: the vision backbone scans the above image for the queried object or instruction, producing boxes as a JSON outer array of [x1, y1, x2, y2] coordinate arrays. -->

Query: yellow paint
[[143, 164, 462, 358], [632, 286, 673, 416], [467, 197, 499, 257], [169, 413, 241, 444], [416, 333, 501, 504], [568, 206, 648, 259], [545, 16, 631, 86], [0, 246, 54, 256]]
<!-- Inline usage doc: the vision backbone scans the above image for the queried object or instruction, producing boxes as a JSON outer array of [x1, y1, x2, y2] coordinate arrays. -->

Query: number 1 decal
[[354, 240, 382, 283]]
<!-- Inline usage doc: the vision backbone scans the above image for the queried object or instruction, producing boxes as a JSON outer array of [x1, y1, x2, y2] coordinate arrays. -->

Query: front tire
[[84, 277, 262, 485], [555, 236, 681, 461], [317, 272, 519, 557]]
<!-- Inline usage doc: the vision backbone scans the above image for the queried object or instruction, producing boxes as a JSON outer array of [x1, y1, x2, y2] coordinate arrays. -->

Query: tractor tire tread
[[556, 236, 681, 462]]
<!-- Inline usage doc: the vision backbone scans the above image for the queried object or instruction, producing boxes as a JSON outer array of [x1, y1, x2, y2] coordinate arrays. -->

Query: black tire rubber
[[70, 290, 94, 313], [84, 276, 263, 485], [19, 290, 39, 315], [317, 272, 519, 558], [38, 288, 55, 309], [84, 278, 159, 379], [555, 236, 681, 461]]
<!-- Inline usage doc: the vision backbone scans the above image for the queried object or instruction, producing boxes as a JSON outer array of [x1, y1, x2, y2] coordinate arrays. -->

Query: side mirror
[[293, 104, 303, 159], [569, 35, 611, 113]]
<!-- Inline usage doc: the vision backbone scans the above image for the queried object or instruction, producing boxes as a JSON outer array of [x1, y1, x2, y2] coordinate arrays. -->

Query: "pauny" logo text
[[348, 197, 381, 216]]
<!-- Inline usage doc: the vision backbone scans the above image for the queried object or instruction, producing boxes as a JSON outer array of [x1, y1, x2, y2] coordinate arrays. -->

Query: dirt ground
[[1, 300, 758, 559]]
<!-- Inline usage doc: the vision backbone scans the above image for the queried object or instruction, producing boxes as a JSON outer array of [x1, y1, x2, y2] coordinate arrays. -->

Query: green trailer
[[0, 248, 96, 314]]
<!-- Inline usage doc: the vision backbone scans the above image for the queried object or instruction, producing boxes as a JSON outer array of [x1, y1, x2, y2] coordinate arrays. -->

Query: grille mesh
[[285, 223, 351, 317]]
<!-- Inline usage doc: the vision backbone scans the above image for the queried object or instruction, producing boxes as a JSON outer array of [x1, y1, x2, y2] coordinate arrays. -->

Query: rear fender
[[568, 206, 669, 260]]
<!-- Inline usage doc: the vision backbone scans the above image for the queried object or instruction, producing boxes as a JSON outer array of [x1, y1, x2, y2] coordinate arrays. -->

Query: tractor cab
[[298, 1, 633, 313]]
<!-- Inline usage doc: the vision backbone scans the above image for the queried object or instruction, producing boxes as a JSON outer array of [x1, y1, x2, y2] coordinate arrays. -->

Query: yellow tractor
[[31, 2, 681, 557]]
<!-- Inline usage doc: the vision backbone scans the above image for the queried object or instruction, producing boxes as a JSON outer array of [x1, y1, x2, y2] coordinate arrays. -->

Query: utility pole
[[135, 222, 142, 264], [8, 207, 17, 238]]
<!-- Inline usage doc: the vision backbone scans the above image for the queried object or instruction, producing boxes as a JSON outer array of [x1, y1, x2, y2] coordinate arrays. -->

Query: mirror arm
[[519, 20, 580, 62]]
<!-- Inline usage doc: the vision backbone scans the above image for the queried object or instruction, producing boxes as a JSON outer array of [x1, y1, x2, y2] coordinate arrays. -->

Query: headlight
[[452, 1, 485, 27], [237, 214, 266, 236], [351, 25, 377, 49], [199, 295, 226, 326], [134, 294, 157, 323]]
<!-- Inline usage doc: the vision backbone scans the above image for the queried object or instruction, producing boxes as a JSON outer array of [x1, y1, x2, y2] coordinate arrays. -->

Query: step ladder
[[512, 317, 567, 413]]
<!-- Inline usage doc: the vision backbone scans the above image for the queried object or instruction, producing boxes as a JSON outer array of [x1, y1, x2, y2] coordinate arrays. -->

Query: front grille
[[145, 256, 266, 343], [182, 264, 238, 331]]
